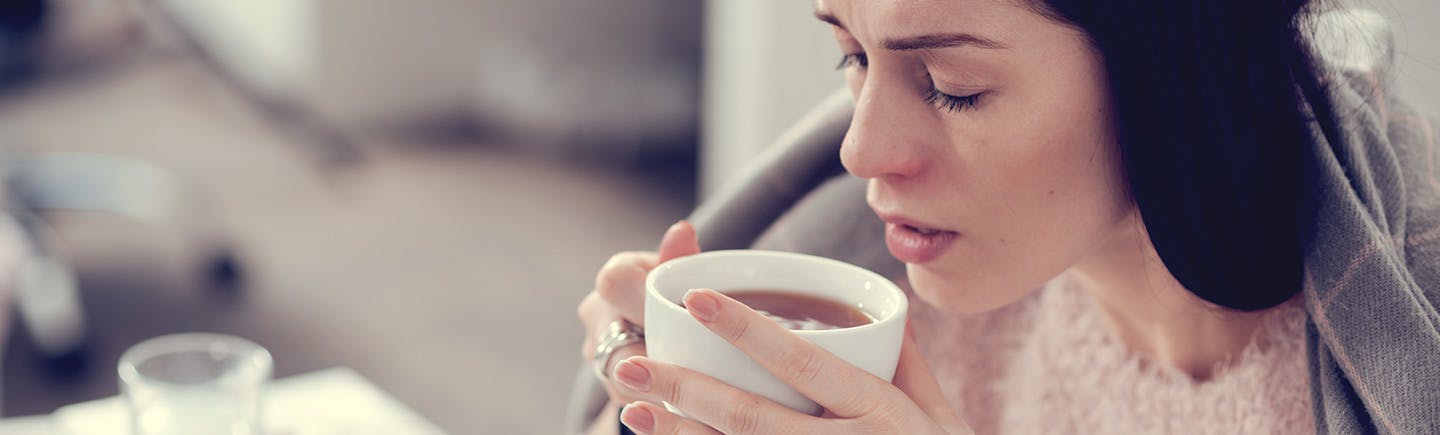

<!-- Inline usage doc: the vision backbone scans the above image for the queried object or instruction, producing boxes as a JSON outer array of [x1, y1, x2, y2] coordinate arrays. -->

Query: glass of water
[[118, 333, 273, 435]]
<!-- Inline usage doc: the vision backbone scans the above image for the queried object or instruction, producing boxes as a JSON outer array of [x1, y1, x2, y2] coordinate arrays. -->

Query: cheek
[[997, 90, 1128, 263], [917, 66, 1127, 313], [1011, 106, 1122, 210], [918, 138, 1125, 313], [993, 47, 1127, 235]]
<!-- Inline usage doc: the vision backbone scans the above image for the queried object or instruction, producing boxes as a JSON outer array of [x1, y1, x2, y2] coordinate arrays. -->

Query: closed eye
[[836, 53, 868, 70], [923, 86, 983, 112]]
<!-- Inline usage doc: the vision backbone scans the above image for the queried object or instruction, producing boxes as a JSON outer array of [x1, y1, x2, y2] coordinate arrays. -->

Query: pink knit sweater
[[909, 272, 1314, 434]]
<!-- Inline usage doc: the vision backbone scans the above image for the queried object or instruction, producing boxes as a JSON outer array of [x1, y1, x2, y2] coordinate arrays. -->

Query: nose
[[839, 80, 928, 180]]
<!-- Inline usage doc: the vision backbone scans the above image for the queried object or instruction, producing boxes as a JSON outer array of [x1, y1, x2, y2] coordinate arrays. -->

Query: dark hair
[[1033, 0, 1337, 310]]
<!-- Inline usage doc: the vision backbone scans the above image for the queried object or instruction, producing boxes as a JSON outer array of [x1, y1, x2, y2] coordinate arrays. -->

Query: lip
[[874, 212, 960, 264]]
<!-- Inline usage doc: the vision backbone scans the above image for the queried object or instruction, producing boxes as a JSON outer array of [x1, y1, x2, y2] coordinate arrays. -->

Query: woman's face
[[823, 0, 1134, 313]]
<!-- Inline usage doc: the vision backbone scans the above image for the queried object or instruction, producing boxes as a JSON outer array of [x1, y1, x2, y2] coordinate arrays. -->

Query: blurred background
[[0, 0, 1433, 433]]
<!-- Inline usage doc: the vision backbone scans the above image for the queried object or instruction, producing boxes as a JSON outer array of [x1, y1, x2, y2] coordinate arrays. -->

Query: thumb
[[657, 220, 701, 263]]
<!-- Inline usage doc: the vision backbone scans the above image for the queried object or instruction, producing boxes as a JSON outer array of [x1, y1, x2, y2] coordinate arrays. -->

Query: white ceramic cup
[[644, 250, 908, 416]]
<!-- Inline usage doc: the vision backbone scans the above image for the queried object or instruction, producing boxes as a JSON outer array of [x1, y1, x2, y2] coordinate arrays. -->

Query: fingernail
[[613, 358, 651, 392], [621, 403, 655, 434], [684, 289, 719, 322]]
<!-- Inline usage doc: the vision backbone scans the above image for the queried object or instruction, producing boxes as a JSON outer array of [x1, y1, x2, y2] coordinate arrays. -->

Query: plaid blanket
[[1302, 45, 1440, 435]]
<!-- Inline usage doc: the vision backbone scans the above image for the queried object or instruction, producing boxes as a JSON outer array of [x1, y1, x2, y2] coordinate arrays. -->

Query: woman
[[577, 0, 1440, 433]]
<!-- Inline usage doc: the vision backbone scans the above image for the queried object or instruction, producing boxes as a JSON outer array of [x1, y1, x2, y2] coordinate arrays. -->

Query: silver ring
[[592, 319, 645, 381]]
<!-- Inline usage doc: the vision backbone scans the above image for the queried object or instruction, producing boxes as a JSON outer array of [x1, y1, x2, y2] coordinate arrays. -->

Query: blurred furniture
[[0, 0, 46, 86], [142, 0, 363, 173], [0, 367, 444, 434], [1, 153, 244, 364], [0, 0, 246, 375], [563, 88, 900, 433]]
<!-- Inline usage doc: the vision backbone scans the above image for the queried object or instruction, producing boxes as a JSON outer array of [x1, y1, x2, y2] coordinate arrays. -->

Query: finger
[[578, 293, 608, 360], [578, 292, 603, 333], [582, 291, 653, 404], [622, 401, 721, 435], [656, 221, 701, 263], [601, 342, 650, 404], [681, 288, 899, 418], [892, 324, 945, 408], [578, 292, 631, 360], [893, 324, 970, 433], [595, 252, 656, 325], [612, 356, 822, 434]]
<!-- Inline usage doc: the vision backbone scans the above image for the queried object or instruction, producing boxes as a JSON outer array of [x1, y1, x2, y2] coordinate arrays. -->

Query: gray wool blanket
[[1301, 40, 1440, 435]]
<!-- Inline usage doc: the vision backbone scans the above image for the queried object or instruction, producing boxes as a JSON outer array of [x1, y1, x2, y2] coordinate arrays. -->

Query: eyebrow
[[814, 10, 1007, 51], [815, 10, 846, 29], [882, 33, 1006, 51]]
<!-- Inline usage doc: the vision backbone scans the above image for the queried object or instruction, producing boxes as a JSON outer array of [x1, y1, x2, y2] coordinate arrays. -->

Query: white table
[[0, 367, 445, 435]]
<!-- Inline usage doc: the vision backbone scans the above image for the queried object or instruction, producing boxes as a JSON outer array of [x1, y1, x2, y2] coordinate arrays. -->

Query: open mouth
[[903, 224, 945, 235], [885, 222, 959, 264]]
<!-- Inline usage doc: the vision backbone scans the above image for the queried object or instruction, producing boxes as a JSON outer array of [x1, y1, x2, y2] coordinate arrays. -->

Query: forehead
[[816, 0, 1028, 36]]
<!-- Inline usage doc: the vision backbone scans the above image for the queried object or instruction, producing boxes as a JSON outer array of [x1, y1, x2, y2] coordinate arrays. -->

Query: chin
[[906, 263, 1036, 314]]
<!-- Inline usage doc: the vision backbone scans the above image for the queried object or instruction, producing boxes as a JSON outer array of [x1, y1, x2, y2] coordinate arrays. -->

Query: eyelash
[[836, 53, 983, 113], [836, 53, 868, 69], [923, 87, 983, 113]]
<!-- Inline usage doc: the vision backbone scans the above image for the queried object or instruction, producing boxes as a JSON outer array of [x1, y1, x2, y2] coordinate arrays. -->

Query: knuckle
[[660, 371, 687, 406], [720, 317, 751, 343], [577, 293, 599, 324], [596, 264, 647, 304], [594, 253, 632, 288], [830, 389, 877, 418], [854, 402, 908, 432], [778, 348, 826, 385], [604, 252, 637, 268], [720, 397, 764, 434], [594, 270, 622, 299]]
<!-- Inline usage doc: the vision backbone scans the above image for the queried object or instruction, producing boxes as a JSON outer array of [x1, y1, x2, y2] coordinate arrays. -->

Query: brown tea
[[724, 290, 874, 330]]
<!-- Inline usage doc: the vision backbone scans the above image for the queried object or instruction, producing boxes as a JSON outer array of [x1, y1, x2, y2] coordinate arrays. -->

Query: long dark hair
[[1034, 0, 1337, 310]]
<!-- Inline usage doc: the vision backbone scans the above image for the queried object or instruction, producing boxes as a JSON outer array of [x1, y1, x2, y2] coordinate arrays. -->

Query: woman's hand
[[578, 221, 702, 414], [610, 288, 973, 435]]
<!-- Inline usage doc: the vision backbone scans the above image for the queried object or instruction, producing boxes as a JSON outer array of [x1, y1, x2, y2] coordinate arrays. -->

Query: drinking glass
[[118, 333, 273, 435]]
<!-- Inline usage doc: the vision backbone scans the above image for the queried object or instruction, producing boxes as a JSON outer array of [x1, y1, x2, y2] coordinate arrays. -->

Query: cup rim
[[645, 250, 908, 336], [117, 332, 274, 389]]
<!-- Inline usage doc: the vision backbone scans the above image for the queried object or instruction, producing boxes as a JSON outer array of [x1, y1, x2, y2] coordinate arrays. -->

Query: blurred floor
[[0, 55, 693, 433]]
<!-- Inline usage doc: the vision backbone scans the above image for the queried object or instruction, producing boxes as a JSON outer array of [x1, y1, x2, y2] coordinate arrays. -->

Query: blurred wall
[[469, 0, 701, 154], [700, 0, 840, 197], [152, 0, 315, 99], [155, 0, 484, 133], [156, 0, 702, 153], [1378, 0, 1440, 109]]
